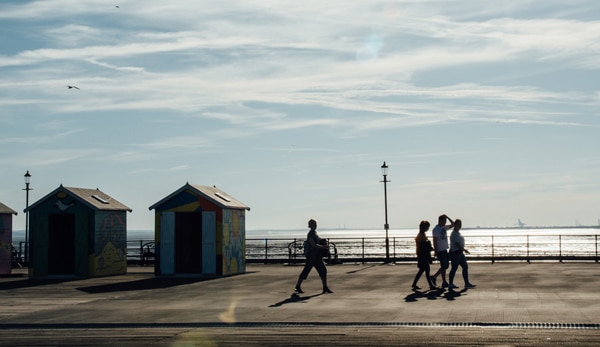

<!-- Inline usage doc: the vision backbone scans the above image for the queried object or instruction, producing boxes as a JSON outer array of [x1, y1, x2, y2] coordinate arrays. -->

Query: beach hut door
[[202, 211, 216, 274], [160, 212, 175, 275]]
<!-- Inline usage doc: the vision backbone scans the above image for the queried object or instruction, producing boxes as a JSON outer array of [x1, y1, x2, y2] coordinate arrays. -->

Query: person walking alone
[[295, 219, 333, 294]]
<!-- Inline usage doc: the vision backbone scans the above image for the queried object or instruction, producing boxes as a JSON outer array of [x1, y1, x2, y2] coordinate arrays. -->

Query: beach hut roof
[[25, 185, 132, 213], [0, 202, 17, 215], [148, 182, 250, 211]]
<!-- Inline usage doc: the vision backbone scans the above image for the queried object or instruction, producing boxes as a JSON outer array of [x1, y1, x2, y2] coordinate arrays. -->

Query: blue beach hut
[[149, 183, 250, 277]]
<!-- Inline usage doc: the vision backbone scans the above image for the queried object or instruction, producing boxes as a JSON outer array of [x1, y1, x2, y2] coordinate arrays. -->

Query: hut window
[[92, 194, 110, 204], [214, 192, 231, 202]]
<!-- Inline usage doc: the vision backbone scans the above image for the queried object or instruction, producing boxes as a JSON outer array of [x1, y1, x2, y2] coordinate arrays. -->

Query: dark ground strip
[[2, 321, 599, 330]]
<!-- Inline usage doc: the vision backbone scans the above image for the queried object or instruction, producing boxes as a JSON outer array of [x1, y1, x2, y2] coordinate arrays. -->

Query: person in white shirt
[[448, 219, 476, 290], [430, 214, 454, 289]]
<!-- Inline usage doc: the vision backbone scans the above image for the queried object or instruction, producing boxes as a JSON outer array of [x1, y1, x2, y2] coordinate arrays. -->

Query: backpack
[[303, 240, 310, 256]]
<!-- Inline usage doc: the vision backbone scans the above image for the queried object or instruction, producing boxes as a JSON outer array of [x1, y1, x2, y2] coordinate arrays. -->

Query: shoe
[[442, 282, 449, 289], [429, 285, 438, 290], [430, 277, 437, 287], [294, 286, 304, 293], [448, 283, 458, 289], [322, 287, 333, 294], [465, 283, 476, 288], [412, 285, 421, 290]]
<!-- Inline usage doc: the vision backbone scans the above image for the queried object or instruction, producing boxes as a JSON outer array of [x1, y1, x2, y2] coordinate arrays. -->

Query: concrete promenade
[[1, 262, 600, 346]]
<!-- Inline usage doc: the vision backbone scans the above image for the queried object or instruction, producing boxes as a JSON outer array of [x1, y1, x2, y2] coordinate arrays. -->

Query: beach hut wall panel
[[91, 210, 128, 277], [26, 185, 131, 278], [222, 208, 246, 275], [150, 183, 250, 277], [0, 202, 17, 275]]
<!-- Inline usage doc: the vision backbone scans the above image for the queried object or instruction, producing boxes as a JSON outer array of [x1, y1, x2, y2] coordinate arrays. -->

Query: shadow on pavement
[[78, 277, 220, 293], [404, 287, 470, 302], [269, 293, 322, 307], [346, 264, 378, 274], [0, 278, 80, 291]]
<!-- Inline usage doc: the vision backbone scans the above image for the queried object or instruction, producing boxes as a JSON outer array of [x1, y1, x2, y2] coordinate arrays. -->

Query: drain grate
[[2, 322, 599, 330]]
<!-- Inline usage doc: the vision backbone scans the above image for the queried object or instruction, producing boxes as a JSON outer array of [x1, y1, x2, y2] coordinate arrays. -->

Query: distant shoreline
[[9, 225, 600, 234], [466, 225, 600, 230], [245, 225, 600, 233]]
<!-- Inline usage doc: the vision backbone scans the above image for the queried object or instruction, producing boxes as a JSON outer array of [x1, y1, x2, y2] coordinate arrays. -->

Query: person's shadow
[[405, 287, 460, 302], [444, 288, 467, 300], [269, 293, 322, 307], [404, 289, 444, 302]]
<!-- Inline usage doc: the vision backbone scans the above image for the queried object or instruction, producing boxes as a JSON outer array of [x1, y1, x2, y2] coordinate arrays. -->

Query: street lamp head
[[24, 170, 31, 185], [381, 161, 388, 176]]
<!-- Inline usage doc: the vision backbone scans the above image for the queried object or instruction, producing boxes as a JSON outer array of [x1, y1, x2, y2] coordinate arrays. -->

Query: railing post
[[19, 242, 24, 264], [559, 235, 562, 263], [527, 235, 530, 264], [595, 235, 598, 263], [392, 237, 396, 263], [293, 238, 297, 264], [491, 236, 495, 264], [139, 240, 143, 265], [264, 238, 268, 264], [362, 237, 365, 264]]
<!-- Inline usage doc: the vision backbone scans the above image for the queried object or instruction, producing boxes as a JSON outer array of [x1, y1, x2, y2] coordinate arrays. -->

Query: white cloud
[[2, 0, 600, 229]]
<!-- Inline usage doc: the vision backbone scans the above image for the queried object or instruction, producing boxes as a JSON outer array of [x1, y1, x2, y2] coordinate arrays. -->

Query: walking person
[[295, 219, 333, 294], [448, 219, 476, 289], [411, 220, 437, 290], [430, 214, 454, 289]]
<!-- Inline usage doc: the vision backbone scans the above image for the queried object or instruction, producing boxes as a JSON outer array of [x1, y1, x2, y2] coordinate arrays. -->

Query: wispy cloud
[[2, 0, 599, 228]]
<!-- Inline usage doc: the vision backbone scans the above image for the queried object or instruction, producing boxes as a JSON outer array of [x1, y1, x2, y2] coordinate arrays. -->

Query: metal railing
[[126, 240, 155, 266], [246, 234, 600, 264], [12, 234, 600, 268], [11, 242, 27, 268]]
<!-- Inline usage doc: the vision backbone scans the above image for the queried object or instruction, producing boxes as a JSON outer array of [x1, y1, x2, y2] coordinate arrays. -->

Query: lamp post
[[24, 171, 31, 264], [380, 162, 390, 263]]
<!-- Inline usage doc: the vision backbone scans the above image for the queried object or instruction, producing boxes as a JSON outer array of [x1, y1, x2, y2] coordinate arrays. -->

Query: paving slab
[[1, 262, 599, 346]]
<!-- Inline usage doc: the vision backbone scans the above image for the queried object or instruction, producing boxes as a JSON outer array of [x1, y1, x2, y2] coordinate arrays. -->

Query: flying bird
[[67, 85, 80, 90]]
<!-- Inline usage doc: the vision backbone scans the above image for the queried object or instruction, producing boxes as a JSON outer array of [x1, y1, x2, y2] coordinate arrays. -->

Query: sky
[[1, 0, 600, 232]]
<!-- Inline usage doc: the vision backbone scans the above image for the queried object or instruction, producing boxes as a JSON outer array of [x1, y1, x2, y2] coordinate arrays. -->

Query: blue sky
[[1, 1, 599, 231]]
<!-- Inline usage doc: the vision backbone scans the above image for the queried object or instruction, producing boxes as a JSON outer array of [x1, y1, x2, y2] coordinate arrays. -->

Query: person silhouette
[[448, 219, 476, 289], [294, 219, 333, 294], [430, 214, 454, 289], [411, 220, 437, 290]]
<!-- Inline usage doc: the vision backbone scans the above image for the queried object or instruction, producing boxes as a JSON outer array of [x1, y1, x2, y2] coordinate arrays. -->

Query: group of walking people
[[294, 215, 475, 294], [412, 214, 476, 291]]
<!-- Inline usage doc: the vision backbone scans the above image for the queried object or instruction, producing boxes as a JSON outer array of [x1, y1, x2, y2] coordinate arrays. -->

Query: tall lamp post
[[380, 162, 390, 263], [24, 171, 32, 264]]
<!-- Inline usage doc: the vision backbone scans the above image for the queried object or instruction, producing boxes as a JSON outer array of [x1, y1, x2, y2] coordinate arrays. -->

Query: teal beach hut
[[25, 185, 132, 278]]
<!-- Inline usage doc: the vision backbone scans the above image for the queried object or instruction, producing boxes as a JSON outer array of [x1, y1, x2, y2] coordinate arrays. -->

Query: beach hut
[[149, 183, 250, 277], [0, 202, 18, 275], [25, 185, 131, 278]]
